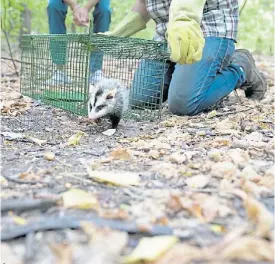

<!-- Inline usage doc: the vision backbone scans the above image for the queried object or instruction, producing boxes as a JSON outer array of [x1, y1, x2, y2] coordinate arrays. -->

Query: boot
[[231, 49, 267, 100]]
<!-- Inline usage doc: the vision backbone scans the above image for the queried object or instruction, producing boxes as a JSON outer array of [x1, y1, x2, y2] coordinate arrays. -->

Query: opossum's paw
[[94, 118, 103, 125]]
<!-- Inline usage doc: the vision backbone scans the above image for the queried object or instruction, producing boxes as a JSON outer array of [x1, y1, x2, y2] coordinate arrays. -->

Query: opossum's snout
[[88, 103, 109, 120]]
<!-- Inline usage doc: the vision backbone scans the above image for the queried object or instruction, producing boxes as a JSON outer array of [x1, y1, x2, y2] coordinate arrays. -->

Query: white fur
[[87, 78, 129, 120]]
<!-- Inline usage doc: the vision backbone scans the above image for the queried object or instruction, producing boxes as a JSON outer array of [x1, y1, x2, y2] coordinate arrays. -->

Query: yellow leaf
[[61, 188, 98, 210], [67, 131, 85, 146], [123, 236, 178, 263], [210, 224, 226, 234], [87, 168, 140, 187], [13, 216, 28, 225], [207, 110, 217, 118]]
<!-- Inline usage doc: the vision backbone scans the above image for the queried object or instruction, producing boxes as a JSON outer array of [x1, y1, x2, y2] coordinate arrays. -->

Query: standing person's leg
[[167, 37, 246, 115], [47, 0, 71, 84], [90, 0, 111, 84]]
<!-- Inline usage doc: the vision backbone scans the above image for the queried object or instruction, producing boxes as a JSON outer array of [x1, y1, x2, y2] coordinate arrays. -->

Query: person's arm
[[104, 0, 151, 37], [63, 0, 80, 11], [84, 0, 99, 12], [166, 0, 206, 64], [63, 0, 99, 26], [132, 0, 150, 23]]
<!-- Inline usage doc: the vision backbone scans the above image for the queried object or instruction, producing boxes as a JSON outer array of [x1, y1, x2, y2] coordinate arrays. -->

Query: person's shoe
[[231, 49, 267, 100], [90, 70, 105, 85], [45, 70, 72, 86]]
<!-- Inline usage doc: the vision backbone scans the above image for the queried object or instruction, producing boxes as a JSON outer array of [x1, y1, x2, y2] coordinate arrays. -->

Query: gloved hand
[[166, 0, 206, 64], [101, 11, 147, 37]]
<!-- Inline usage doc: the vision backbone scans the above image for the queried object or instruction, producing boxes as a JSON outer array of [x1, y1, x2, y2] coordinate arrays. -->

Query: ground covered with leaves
[[1, 55, 274, 264]]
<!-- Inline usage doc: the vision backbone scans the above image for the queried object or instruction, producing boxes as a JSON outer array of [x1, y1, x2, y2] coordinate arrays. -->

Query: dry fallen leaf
[[99, 208, 129, 220], [154, 243, 205, 264], [148, 150, 162, 159], [79, 222, 128, 264], [110, 148, 132, 160], [122, 236, 178, 263], [211, 137, 232, 147], [44, 151, 55, 161], [259, 165, 274, 189], [49, 242, 73, 264], [185, 175, 210, 189], [102, 128, 116, 136], [19, 169, 41, 181], [150, 139, 171, 150], [61, 188, 98, 210], [208, 150, 222, 162], [211, 162, 237, 178], [228, 148, 250, 167], [221, 236, 274, 262], [243, 195, 273, 238], [240, 166, 260, 182], [168, 193, 233, 223], [87, 168, 140, 186], [168, 152, 186, 164]]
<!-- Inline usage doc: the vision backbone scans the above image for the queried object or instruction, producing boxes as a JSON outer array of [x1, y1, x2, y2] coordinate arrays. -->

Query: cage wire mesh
[[20, 21, 170, 130]]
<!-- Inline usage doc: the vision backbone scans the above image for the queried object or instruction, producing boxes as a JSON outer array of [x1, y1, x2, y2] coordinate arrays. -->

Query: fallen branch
[[1, 214, 182, 241], [1, 198, 59, 213]]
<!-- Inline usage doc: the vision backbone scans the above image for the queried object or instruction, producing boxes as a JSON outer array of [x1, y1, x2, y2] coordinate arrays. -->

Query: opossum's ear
[[106, 88, 117, 100]]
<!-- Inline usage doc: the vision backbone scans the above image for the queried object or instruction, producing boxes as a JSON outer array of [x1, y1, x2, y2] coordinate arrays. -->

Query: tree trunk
[[19, 4, 31, 41]]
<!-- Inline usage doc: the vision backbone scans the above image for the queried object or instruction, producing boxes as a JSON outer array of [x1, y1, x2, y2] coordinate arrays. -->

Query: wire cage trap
[[20, 21, 170, 127]]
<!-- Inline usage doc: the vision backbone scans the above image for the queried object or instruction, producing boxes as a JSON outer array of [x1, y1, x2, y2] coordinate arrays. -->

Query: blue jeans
[[130, 37, 246, 115], [47, 0, 111, 72]]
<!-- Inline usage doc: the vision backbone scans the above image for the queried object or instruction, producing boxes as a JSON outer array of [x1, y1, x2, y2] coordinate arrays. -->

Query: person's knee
[[168, 94, 198, 116]]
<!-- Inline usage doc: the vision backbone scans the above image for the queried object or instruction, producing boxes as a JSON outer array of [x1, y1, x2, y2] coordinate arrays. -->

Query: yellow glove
[[101, 11, 147, 37], [166, 0, 206, 64]]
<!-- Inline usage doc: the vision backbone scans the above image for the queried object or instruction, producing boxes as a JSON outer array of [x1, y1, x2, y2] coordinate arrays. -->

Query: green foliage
[[1, 0, 274, 55], [237, 0, 274, 55]]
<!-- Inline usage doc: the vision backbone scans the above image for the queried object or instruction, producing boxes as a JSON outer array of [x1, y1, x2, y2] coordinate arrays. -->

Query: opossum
[[87, 78, 129, 129]]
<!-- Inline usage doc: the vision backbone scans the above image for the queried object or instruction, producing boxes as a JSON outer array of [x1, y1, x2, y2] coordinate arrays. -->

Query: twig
[[239, 0, 247, 16], [1, 214, 180, 241], [59, 172, 92, 184], [1, 23, 19, 77], [2, 174, 43, 185], [55, 158, 73, 168], [215, 107, 254, 117], [1, 56, 23, 64], [1, 198, 59, 213]]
